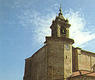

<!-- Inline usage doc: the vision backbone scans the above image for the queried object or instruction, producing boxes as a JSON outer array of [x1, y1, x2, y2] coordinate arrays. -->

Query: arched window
[[60, 27, 66, 36]]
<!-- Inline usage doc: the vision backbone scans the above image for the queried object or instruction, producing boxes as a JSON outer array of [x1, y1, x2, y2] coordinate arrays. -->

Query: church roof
[[25, 45, 46, 61], [81, 49, 95, 56], [74, 47, 95, 56], [71, 70, 95, 77]]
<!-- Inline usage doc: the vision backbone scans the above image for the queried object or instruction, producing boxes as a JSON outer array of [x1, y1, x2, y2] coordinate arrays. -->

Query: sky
[[1, 0, 95, 80]]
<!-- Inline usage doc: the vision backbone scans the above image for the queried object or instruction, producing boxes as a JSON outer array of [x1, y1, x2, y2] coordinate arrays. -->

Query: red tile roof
[[71, 70, 95, 77]]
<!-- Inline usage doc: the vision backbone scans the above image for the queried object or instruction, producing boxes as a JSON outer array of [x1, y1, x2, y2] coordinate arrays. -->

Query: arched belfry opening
[[50, 6, 71, 38]]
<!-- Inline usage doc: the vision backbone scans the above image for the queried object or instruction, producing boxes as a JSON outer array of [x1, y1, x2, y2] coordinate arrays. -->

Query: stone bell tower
[[51, 7, 70, 38], [45, 6, 74, 80]]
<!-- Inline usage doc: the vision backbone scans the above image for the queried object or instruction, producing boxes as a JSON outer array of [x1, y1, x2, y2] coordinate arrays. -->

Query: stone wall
[[72, 48, 78, 72], [23, 58, 31, 80], [23, 45, 47, 80], [47, 38, 64, 80], [73, 48, 95, 72], [46, 37, 73, 80]]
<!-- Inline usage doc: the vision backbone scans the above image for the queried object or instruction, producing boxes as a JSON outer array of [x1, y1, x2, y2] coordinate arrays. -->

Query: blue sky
[[1, 0, 95, 80]]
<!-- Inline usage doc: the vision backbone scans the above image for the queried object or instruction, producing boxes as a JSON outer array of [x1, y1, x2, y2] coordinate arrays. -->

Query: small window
[[66, 56, 67, 59]]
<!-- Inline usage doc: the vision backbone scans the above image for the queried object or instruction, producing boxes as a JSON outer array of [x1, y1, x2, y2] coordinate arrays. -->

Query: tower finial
[[59, 4, 63, 16]]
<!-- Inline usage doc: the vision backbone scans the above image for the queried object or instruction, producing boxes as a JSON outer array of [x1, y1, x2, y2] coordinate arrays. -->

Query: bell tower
[[50, 6, 71, 38], [45, 6, 74, 80]]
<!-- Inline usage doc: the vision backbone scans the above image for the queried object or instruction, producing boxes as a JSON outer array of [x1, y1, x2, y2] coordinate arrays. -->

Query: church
[[23, 7, 95, 80]]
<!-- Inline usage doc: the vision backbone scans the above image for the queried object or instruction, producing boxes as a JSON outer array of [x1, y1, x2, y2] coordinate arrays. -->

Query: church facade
[[23, 8, 95, 80]]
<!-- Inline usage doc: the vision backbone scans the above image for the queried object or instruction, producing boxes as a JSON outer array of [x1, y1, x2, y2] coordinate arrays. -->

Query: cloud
[[65, 9, 95, 47], [29, 11, 56, 43], [18, 8, 95, 47], [18, 10, 56, 43]]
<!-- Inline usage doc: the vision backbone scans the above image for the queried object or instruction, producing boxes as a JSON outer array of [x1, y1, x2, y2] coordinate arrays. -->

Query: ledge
[[45, 36, 74, 44]]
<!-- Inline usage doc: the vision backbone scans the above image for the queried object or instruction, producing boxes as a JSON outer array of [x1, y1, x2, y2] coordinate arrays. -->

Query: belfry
[[51, 7, 70, 38], [23, 7, 95, 80]]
